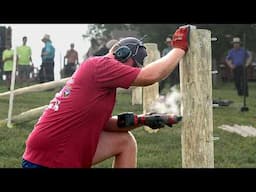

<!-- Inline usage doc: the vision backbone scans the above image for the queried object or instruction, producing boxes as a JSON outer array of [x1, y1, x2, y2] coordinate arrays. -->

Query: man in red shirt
[[22, 26, 190, 168]]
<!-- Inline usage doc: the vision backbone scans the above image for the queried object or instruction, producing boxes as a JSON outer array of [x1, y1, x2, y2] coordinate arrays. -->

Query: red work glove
[[171, 26, 190, 52]]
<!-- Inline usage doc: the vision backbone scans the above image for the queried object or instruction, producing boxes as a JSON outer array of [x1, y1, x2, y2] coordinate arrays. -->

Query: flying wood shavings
[[218, 124, 256, 137]]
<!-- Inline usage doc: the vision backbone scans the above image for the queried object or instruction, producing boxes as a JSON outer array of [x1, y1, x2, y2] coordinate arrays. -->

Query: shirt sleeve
[[226, 50, 232, 60], [45, 43, 55, 59], [246, 50, 250, 59], [95, 57, 141, 89]]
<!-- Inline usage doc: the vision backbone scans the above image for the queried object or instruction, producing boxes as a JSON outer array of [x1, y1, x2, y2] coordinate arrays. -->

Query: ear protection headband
[[113, 45, 133, 63], [113, 37, 147, 65]]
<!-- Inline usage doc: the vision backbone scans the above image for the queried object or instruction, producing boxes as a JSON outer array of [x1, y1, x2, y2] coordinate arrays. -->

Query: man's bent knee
[[111, 132, 137, 168], [92, 131, 137, 166], [122, 131, 137, 151]]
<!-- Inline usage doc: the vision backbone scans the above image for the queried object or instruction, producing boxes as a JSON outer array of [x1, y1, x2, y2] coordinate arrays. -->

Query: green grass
[[0, 81, 256, 168]]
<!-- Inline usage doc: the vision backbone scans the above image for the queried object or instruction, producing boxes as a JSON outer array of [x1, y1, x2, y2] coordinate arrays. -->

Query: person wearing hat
[[63, 43, 79, 78], [225, 37, 252, 96], [22, 26, 190, 168], [39, 34, 55, 82]]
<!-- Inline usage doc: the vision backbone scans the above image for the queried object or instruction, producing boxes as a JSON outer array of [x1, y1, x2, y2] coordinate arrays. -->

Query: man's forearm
[[226, 60, 233, 68], [132, 48, 185, 86], [103, 116, 142, 132], [146, 48, 185, 81]]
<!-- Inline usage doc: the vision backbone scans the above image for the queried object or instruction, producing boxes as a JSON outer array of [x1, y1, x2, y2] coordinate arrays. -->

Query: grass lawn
[[0, 80, 256, 168]]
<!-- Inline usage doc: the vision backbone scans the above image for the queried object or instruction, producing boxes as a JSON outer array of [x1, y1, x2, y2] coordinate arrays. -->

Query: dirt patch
[[218, 124, 256, 137]]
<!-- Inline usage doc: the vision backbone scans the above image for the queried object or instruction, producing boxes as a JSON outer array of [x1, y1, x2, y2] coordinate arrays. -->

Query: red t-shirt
[[23, 56, 141, 168]]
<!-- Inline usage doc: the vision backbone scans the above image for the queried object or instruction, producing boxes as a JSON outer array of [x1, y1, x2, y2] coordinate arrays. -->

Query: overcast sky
[[1, 24, 91, 80]]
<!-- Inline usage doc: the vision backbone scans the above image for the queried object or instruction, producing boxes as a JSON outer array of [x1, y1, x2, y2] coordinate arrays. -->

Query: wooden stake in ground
[[180, 27, 214, 167], [142, 43, 160, 133], [7, 48, 17, 128], [131, 86, 142, 105]]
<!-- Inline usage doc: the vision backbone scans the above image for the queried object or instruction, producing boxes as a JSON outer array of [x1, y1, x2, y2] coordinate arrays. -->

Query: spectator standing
[[64, 43, 79, 77], [39, 34, 55, 83], [16, 36, 33, 84], [225, 37, 252, 96], [2, 44, 14, 90]]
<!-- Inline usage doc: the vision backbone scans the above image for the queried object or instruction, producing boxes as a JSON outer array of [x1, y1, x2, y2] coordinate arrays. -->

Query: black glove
[[144, 113, 165, 129]]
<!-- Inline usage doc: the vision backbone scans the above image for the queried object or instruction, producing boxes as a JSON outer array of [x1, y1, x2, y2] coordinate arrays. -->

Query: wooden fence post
[[143, 43, 160, 133], [180, 27, 214, 167], [132, 87, 142, 105], [7, 48, 17, 128]]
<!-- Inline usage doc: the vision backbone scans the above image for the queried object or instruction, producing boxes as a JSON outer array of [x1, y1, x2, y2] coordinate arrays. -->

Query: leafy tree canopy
[[85, 24, 256, 60]]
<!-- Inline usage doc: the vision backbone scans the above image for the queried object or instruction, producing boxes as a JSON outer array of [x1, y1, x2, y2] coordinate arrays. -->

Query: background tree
[[84, 24, 179, 53], [84, 24, 256, 61]]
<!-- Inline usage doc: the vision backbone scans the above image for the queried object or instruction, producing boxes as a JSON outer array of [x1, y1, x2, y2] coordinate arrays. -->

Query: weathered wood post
[[131, 86, 142, 105], [143, 43, 160, 133], [180, 27, 214, 167], [7, 48, 17, 128]]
